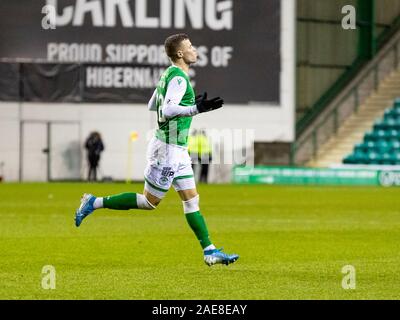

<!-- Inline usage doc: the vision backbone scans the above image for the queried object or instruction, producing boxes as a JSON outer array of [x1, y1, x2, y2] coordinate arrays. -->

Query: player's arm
[[195, 92, 224, 113], [163, 77, 224, 119], [162, 76, 198, 119], [148, 89, 157, 111]]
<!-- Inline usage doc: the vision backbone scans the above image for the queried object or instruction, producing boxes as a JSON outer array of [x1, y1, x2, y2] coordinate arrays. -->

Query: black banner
[[0, 63, 20, 101], [22, 64, 81, 102], [0, 0, 281, 104]]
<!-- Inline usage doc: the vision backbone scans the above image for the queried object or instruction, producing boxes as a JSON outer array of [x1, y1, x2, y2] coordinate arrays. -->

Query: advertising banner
[[0, 0, 281, 103], [233, 166, 400, 187]]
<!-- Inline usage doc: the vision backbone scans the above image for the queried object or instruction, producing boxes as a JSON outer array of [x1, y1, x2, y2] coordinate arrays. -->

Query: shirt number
[[156, 93, 166, 123]]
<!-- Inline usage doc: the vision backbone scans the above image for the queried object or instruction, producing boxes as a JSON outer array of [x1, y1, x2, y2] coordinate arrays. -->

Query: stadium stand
[[343, 98, 400, 165]]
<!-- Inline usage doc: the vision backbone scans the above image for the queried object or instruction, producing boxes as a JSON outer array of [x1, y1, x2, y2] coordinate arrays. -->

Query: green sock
[[185, 211, 212, 249], [103, 193, 138, 210]]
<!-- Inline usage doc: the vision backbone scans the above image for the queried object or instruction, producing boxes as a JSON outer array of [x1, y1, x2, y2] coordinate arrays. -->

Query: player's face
[[178, 39, 198, 64]]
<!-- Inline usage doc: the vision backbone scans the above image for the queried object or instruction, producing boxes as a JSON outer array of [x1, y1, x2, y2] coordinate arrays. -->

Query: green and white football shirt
[[154, 65, 196, 147]]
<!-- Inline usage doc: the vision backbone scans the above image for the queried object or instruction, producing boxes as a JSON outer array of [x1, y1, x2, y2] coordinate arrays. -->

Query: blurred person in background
[[197, 129, 212, 184], [85, 131, 104, 182], [188, 129, 200, 176]]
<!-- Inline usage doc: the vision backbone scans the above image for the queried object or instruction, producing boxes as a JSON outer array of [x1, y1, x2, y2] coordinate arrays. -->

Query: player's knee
[[182, 195, 200, 214], [145, 196, 158, 210], [137, 194, 157, 210]]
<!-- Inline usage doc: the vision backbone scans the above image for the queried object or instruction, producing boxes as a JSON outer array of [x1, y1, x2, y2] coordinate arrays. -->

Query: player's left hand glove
[[195, 92, 224, 113]]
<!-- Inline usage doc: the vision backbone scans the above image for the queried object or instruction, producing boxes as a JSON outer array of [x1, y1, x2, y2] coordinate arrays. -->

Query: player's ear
[[177, 50, 183, 58]]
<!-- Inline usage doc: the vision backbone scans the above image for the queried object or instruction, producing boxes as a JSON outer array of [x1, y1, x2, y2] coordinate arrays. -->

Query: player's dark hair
[[164, 33, 189, 61]]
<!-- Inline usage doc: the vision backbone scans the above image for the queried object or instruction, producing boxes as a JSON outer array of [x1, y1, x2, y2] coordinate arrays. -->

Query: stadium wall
[[0, 0, 296, 182], [0, 101, 292, 182]]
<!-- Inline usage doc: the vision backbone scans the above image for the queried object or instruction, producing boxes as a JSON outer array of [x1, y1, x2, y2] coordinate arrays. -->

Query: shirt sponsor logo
[[159, 176, 169, 186], [161, 167, 175, 177]]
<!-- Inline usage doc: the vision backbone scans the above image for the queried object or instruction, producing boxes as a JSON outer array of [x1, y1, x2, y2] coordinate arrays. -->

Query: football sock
[[203, 244, 217, 252], [103, 193, 138, 210], [185, 211, 212, 249], [102, 193, 155, 210], [93, 197, 103, 209]]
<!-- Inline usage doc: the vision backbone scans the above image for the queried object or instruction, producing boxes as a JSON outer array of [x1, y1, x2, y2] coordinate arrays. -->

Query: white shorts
[[144, 137, 196, 198]]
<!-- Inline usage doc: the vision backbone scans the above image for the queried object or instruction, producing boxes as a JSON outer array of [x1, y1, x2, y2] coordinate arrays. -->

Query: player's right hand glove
[[195, 92, 224, 113]]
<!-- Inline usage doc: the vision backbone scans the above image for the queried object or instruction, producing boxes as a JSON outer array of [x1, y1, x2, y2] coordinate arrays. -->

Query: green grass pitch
[[0, 183, 399, 299]]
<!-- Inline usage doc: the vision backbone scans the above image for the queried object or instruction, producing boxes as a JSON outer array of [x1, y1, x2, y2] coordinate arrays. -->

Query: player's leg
[[75, 136, 176, 226], [74, 189, 159, 227], [87, 162, 92, 181], [98, 189, 159, 211], [95, 173, 168, 212], [177, 185, 213, 249], [173, 172, 239, 266], [200, 163, 209, 183], [143, 189, 162, 207], [88, 156, 96, 181], [93, 163, 98, 182], [74, 163, 172, 227]]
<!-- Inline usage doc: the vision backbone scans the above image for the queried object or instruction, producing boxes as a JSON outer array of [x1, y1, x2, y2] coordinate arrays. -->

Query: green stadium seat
[[373, 119, 388, 130], [380, 120, 400, 130], [390, 140, 400, 150], [376, 140, 390, 152], [354, 143, 364, 153], [366, 151, 381, 164], [388, 129, 399, 139], [343, 98, 400, 165], [394, 109, 400, 118], [395, 152, 400, 165], [343, 154, 355, 164], [384, 114, 397, 122], [391, 119, 400, 130], [374, 130, 387, 140], [370, 129, 399, 141], [384, 118, 397, 129], [387, 138, 400, 148], [394, 98, 400, 109], [364, 131, 376, 142], [374, 118, 399, 130], [381, 153, 393, 165], [385, 109, 400, 120], [344, 150, 367, 164], [365, 141, 376, 150], [384, 108, 396, 120]]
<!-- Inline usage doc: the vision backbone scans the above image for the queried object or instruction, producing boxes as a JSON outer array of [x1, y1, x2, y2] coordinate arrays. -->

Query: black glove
[[195, 92, 224, 113]]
